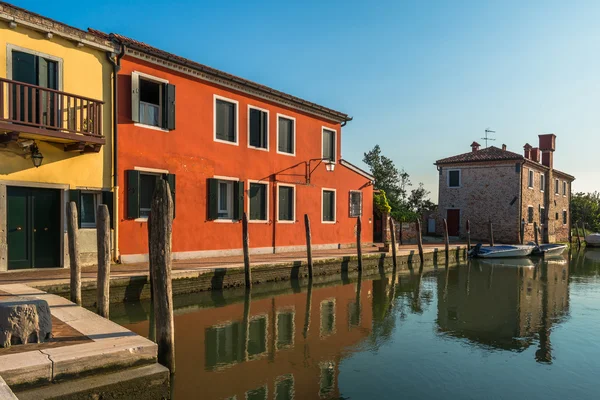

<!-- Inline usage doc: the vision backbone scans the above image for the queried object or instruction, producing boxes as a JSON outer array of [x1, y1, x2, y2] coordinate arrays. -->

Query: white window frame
[[274, 375, 295, 400], [349, 190, 363, 217], [319, 298, 337, 338], [133, 166, 169, 222], [321, 188, 336, 224], [132, 71, 169, 132], [540, 173, 545, 192], [276, 113, 296, 156], [247, 179, 269, 223], [276, 183, 296, 223], [275, 307, 296, 350], [247, 313, 269, 360], [528, 169, 534, 189], [217, 180, 235, 221], [247, 105, 269, 151], [213, 94, 239, 146], [79, 191, 100, 229], [527, 205, 534, 224], [321, 126, 337, 163], [447, 169, 461, 188]]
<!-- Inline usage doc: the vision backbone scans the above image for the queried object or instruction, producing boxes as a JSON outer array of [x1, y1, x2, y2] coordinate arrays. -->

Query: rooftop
[[435, 146, 523, 165]]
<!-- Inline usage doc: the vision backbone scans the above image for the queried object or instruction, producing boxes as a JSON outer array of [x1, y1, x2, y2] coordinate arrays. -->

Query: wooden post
[[96, 205, 110, 318], [302, 280, 313, 339], [67, 201, 81, 306], [149, 179, 175, 373], [389, 217, 397, 270], [520, 218, 525, 245], [466, 219, 472, 250], [443, 218, 449, 259], [304, 214, 313, 280], [534, 221, 539, 247], [242, 212, 251, 288], [356, 216, 363, 271], [416, 218, 424, 264], [488, 220, 495, 247]]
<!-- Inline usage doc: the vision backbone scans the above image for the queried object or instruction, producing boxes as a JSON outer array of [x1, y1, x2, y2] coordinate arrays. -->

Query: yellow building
[[0, 2, 115, 270]]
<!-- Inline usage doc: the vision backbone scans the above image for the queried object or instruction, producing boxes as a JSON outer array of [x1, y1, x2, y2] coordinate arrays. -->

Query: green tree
[[571, 192, 600, 232], [408, 183, 437, 215]]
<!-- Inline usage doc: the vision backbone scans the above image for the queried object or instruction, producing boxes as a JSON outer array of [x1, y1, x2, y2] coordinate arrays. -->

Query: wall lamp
[[305, 158, 335, 184], [30, 143, 43, 168]]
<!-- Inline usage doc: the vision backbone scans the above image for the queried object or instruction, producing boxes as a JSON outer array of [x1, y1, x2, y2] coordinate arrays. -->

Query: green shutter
[[101, 191, 114, 229], [208, 178, 219, 220], [69, 189, 82, 228], [165, 84, 176, 130], [234, 181, 244, 221], [166, 174, 176, 219], [131, 72, 140, 123], [127, 170, 140, 219]]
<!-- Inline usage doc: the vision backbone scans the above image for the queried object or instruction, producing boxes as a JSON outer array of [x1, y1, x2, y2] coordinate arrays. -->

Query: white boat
[[532, 243, 568, 257], [469, 244, 535, 258], [585, 233, 600, 248]]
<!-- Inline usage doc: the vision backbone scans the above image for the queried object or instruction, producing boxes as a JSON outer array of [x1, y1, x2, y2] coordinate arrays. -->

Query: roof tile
[[435, 146, 523, 165]]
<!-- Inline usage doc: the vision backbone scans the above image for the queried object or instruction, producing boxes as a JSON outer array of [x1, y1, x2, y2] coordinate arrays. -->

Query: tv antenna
[[482, 128, 496, 148]]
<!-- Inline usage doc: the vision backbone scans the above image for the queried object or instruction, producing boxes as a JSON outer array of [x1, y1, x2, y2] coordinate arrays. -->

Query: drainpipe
[[340, 116, 353, 128], [107, 46, 125, 262], [518, 160, 525, 243]]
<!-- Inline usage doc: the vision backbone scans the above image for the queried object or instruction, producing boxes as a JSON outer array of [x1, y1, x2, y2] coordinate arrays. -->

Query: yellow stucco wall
[[0, 21, 112, 190]]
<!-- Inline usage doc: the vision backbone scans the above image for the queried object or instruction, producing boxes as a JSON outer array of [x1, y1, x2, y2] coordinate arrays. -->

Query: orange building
[[105, 34, 374, 262]]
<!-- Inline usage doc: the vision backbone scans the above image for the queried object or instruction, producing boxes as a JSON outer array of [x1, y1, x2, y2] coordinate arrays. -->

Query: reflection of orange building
[[125, 279, 375, 399], [437, 259, 569, 361]]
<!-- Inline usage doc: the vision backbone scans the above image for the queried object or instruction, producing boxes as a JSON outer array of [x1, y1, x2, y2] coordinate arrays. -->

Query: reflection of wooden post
[[242, 289, 251, 361], [520, 218, 525, 245], [416, 219, 424, 264], [466, 219, 471, 250], [149, 179, 175, 373], [356, 216, 363, 271], [148, 214, 153, 304], [488, 220, 495, 247], [575, 222, 581, 249], [356, 272, 362, 323], [443, 218, 449, 259], [242, 212, 251, 288], [534, 221, 539, 247], [302, 281, 313, 339], [67, 201, 81, 306], [96, 205, 110, 318], [389, 217, 397, 270], [304, 214, 313, 279]]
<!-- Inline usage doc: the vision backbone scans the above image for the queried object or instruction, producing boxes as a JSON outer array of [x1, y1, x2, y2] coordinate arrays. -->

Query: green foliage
[[571, 192, 600, 233], [373, 190, 391, 214]]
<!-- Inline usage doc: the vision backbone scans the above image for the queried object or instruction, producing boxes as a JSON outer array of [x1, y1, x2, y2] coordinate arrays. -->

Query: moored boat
[[585, 233, 600, 248], [532, 243, 568, 257], [469, 243, 535, 258]]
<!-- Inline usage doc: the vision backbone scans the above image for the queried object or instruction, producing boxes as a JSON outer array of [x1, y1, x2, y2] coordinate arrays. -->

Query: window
[[277, 115, 295, 155], [131, 72, 175, 130], [248, 315, 268, 358], [349, 191, 363, 217], [322, 128, 336, 161], [126, 170, 176, 220], [275, 375, 295, 400], [215, 96, 238, 144], [563, 181, 567, 196], [563, 210, 567, 225], [540, 173, 545, 192], [527, 206, 534, 223], [555, 179, 559, 194], [249, 182, 268, 221], [528, 170, 534, 188], [205, 321, 243, 369], [320, 299, 336, 337], [540, 207, 546, 225], [80, 192, 98, 228], [277, 185, 295, 222], [208, 178, 244, 221], [448, 170, 461, 187], [322, 189, 336, 223], [276, 310, 295, 350], [248, 106, 268, 150]]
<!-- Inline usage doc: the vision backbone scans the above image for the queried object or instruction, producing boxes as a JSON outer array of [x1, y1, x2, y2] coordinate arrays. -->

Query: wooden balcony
[[0, 77, 105, 152]]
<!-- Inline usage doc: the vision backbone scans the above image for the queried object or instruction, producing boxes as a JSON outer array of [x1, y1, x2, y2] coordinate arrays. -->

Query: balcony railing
[[0, 77, 104, 143]]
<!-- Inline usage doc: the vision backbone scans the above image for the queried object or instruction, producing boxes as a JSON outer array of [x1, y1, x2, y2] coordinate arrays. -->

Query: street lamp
[[325, 160, 335, 172], [30, 144, 43, 168], [306, 158, 335, 184]]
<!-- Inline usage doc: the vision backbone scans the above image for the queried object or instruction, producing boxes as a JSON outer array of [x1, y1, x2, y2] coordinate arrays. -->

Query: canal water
[[111, 250, 600, 399]]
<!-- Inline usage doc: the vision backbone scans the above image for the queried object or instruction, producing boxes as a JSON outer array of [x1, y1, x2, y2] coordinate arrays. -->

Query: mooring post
[[242, 212, 251, 288], [534, 221, 539, 247], [520, 218, 525, 245], [443, 218, 450, 260], [149, 179, 175, 373], [466, 219, 471, 250], [416, 218, 424, 264], [96, 204, 110, 318], [67, 201, 81, 306], [304, 214, 313, 280], [488, 220, 495, 247], [389, 217, 397, 270], [356, 216, 363, 271]]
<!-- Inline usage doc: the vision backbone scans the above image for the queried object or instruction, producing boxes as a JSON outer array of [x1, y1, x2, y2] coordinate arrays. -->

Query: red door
[[447, 209, 460, 236]]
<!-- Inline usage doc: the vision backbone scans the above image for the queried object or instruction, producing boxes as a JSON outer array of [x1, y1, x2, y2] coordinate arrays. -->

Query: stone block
[[0, 297, 52, 347]]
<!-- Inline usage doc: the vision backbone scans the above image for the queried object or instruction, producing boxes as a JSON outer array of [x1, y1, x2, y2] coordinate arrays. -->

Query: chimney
[[523, 143, 532, 159], [471, 141, 481, 152], [531, 147, 541, 163], [502, 144, 507, 151], [539, 133, 556, 169]]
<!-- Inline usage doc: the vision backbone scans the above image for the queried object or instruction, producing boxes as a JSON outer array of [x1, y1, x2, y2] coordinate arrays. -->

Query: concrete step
[[14, 363, 170, 400]]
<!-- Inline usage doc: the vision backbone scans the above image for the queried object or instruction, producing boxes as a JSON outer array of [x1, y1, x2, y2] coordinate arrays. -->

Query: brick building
[[434, 134, 574, 244]]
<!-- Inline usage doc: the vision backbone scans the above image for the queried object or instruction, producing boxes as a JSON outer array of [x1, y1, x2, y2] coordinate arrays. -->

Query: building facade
[[435, 134, 574, 244], [108, 35, 373, 262], [0, 2, 115, 270]]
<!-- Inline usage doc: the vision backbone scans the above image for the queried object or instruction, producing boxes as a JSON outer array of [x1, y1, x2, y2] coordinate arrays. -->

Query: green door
[[7, 187, 61, 270]]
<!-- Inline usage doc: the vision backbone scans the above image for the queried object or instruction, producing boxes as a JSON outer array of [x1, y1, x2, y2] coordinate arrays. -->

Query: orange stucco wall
[[117, 56, 373, 258]]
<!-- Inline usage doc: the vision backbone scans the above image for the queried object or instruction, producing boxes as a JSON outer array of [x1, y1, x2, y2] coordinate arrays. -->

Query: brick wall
[[437, 161, 521, 243]]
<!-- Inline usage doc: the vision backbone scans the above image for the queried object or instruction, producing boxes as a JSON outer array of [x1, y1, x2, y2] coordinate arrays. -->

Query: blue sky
[[12, 0, 599, 200]]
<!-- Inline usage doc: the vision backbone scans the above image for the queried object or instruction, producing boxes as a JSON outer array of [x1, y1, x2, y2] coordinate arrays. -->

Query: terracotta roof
[[106, 33, 351, 123], [435, 146, 524, 165]]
